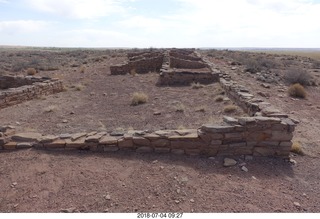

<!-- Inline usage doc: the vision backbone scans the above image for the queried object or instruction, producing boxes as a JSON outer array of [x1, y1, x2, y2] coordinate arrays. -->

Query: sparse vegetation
[[130, 68, 137, 76], [80, 66, 85, 73], [291, 142, 304, 155], [26, 67, 37, 75], [223, 105, 238, 113], [214, 95, 224, 102], [174, 102, 186, 112], [284, 67, 311, 86], [288, 83, 307, 98], [73, 84, 85, 91], [43, 105, 57, 113], [191, 82, 205, 89], [131, 92, 148, 106], [195, 105, 207, 112]]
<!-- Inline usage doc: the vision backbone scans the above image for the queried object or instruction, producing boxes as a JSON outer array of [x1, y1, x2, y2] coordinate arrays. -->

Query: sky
[[1, 0, 320, 48]]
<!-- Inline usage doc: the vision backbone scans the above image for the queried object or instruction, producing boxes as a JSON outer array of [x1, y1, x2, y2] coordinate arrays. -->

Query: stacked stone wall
[[0, 76, 63, 109], [0, 116, 295, 157]]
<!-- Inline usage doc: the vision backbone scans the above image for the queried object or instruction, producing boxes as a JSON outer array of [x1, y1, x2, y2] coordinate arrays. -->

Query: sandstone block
[[270, 132, 293, 141], [225, 132, 244, 139], [16, 142, 33, 149], [229, 142, 247, 147], [223, 116, 239, 125], [253, 147, 275, 156], [171, 149, 185, 155], [185, 149, 201, 156], [59, 133, 72, 139], [99, 136, 118, 145], [151, 139, 170, 147], [210, 140, 222, 145], [65, 138, 86, 148], [247, 132, 271, 141], [171, 140, 205, 149], [154, 148, 171, 153], [71, 133, 87, 141], [85, 132, 106, 143], [103, 146, 119, 152], [12, 132, 42, 142], [118, 139, 133, 148], [39, 135, 59, 143], [133, 137, 150, 146], [201, 125, 235, 133], [136, 147, 153, 153], [44, 139, 66, 148], [3, 142, 17, 150]]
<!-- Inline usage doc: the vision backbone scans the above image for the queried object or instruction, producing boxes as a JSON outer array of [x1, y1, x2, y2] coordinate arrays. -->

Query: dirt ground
[[1, 48, 320, 213]]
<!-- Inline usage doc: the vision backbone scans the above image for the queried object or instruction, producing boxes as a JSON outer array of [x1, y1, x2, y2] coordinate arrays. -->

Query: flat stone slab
[[12, 133, 42, 142]]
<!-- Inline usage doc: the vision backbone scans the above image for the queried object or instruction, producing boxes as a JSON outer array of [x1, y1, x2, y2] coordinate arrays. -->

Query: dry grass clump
[[26, 68, 37, 75], [174, 102, 186, 112], [223, 105, 238, 113], [43, 105, 57, 113], [288, 83, 307, 98], [214, 95, 224, 102], [195, 105, 207, 112], [291, 142, 304, 155], [191, 82, 205, 89], [130, 68, 137, 76], [80, 66, 85, 73], [131, 92, 148, 106]]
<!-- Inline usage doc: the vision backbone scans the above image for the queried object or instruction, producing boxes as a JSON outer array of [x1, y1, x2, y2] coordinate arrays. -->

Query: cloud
[[24, 0, 135, 19], [0, 20, 47, 35]]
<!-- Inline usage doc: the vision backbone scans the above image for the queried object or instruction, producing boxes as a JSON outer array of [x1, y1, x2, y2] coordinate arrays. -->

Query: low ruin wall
[[0, 49, 297, 159], [169, 51, 202, 62], [0, 115, 294, 157], [158, 69, 219, 85], [110, 55, 164, 75], [169, 57, 208, 69], [0, 76, 63, 109]]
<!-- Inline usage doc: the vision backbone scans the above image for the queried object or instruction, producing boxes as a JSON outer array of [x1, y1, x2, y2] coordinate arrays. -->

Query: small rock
[[245, 155, 253, 161], [293, 202, 301, 207], [11, 182, 18, 188], [289, 158, 297, 165], [104, 209, 109, 212], [175, 200, 180, 204], [252, 176, 257, 180], [70, 111, 75, 115], [190, 199, 195, 203], [16, 122, 21, 125], [153, 111, 161, 116], [160, 166, 164, 170], [261, 83, 270, 88], [223, 158, 237, 167], [208, 157, 215, 160], [152, 160, 158, 164], [60, 207, 76, 213], [302, 193, 307, 197], [104, 194, 111, 200], [241, 166, 249, 172], [13, 204, 19, 208], [103, 93, 107, 96], [90, 92, 95, 96], [62, 120, 68, 123]]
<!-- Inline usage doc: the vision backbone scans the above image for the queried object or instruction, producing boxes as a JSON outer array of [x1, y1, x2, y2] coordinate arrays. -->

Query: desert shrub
[[11, 62, 26, 72], [223, 105, 238, 113], [130, 68, 137, 76], [72, 84, 85, 91], [244, 59, 262, 73], [284, 67, 311, 86], [26, 68, 37, 75], [313, 60, 320, 69], [174, 102, 186, 112], [214, 95, 224, 102], [80, 66, 85, 73], [291, 142, 304, 155], [131, 92, 148, 106], [288, 83, 307, 98], [191, 82, 205, 89], [43, 105, 57, 113]]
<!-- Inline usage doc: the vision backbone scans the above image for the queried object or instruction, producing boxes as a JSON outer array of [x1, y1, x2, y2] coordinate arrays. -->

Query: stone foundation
[[0, 49, 297, 159], [0, 75, 63, 109], [0, 115, 295, 157]]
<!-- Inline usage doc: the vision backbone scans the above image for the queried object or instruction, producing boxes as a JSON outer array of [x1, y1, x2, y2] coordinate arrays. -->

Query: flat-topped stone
[[12, 132, 42, 142]]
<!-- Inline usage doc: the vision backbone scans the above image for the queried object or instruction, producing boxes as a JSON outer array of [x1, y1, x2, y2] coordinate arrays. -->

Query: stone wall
[[0, 115, 295, 157], [158, 69, 219, 86], [0, 75, 46, 89], [0, 76, 63, 109], [169, 57, 208, 69], [110, 52, 164, 75]]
